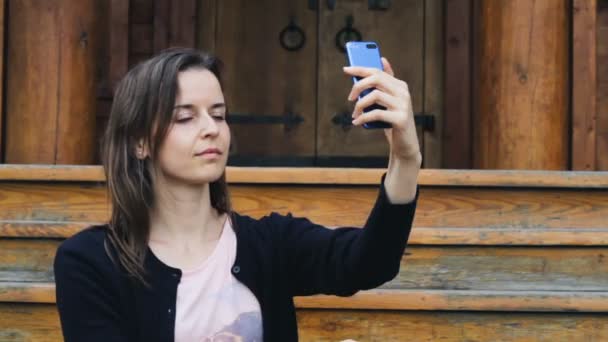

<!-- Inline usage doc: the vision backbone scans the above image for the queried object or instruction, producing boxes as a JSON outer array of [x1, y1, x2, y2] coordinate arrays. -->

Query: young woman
[[54, 48, 420, 342]]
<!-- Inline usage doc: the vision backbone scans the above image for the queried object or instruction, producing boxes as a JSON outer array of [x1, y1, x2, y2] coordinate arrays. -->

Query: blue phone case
[[345, 41, 391, 129]]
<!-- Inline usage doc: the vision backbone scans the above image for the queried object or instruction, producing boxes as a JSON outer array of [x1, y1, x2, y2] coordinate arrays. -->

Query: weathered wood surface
[[2, 304, 607, 342], [2, 184, 608, 244], [5, 0, 99, 164], [296, 310, 608, 341], [572, 0, 598, 171], [598, 1, 608, 170], [474, 0, 569, 170], [2, 165, 608, 187], [3, 241, 607, 293]]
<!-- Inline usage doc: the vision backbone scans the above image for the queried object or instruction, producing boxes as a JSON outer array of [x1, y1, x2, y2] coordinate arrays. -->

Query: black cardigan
[[54, 174, 418, 341]]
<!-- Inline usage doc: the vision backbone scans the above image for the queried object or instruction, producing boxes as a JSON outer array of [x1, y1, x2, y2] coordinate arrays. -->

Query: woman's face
[[153, 68, 230, 185]]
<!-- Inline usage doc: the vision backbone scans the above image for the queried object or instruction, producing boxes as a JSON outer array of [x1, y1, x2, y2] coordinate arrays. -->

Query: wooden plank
[[153, 0, 170, 52], [443, 0, 472, 169], [0, 0, 4, 163], [0, 304, 62, 341], [474, 0, 569, 169], [3, 280, 608, 313], [3, 223, 608, 246], [130, 23, 153, 55], [197, 0, 217, 51], [1, 304, 607, 342], [3, 239, 607, 291], [295, 289, 608, 312], [422, 0, 444, 168], [5, 1, 60, 164], [109, 0, 129, 91], [2, 165, 608, 188], [169, 0, 196, 47], [2, 182, 608, 230], [572, 0, 598, 170], [297, 310, 608, 341], [598, 2, 608, 170], [55, 0, 99, 164], [2, 183, 608, 245]]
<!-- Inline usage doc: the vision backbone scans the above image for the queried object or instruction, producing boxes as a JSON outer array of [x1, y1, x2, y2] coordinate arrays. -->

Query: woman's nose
[[199, 112, 219, 136]]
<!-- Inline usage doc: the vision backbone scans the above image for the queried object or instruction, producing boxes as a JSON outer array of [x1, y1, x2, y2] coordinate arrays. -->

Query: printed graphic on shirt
[[203, 311, 262, 342]]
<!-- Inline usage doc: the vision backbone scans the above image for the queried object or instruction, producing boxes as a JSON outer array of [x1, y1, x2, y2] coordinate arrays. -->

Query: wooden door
[[206, 0, 318, 166], [316, 0, 425, 166], [202, 0, 442, 167]]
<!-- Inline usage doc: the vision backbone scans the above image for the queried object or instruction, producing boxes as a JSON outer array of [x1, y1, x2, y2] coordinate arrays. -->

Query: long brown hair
[[101, 48, 232, 285]]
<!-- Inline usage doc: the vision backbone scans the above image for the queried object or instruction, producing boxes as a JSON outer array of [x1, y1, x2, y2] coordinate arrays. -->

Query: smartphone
[[345, 41, 391, 129]]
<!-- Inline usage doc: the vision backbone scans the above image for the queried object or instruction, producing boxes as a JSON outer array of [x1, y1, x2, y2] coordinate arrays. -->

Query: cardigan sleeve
[[54, 233, 129, 342], [274, 173, 418, 297]]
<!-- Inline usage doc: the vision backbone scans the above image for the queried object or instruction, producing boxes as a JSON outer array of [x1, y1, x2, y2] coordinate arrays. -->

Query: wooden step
[[3, 281, 608, 313], [2, 166, 608, 246], [3, 241, 607, 292], [3, 302, 608, 342]]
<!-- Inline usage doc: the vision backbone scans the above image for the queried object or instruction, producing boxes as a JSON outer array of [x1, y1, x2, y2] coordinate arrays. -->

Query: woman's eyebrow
[[209, 103, 226, 110], [173, 104, 196, 110]]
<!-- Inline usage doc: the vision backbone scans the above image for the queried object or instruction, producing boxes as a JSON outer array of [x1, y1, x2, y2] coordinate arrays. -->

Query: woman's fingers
[[345, 68, 404, 101], [381, 57, 394, 77], [351, 89, 399, 118]]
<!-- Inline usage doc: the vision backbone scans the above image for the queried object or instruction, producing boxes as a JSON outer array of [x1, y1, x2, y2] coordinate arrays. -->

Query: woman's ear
[[135, 139, 150, 159]]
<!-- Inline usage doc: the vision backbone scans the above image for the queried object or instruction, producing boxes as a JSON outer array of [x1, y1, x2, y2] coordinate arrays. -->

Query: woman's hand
[[343, 57, 421, 162], [344, 58, 421, 203]]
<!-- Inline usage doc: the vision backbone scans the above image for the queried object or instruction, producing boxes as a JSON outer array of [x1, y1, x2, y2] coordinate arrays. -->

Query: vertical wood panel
[[170, 0, 196, 47], [474, 0, 569, 170], [572, 0, 597, 170], [0, 0, 4, 163], [153, 0, 170, 52], [197, 0, 217, 52], [597, 1, 608, 170], [109, 0, 129, 91], [55, 0, 99, 164], [443, 0, 472, 169], [6, 1, 59, 163], [423, 0, 444, 168]]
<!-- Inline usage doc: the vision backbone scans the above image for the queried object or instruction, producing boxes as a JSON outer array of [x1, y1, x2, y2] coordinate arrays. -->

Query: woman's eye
[[211, 114, 226, 121], [175, 117, 192, 123]]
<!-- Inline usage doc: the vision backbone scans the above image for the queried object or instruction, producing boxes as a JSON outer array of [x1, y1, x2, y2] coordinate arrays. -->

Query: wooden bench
[[1, 165, 608, 341]]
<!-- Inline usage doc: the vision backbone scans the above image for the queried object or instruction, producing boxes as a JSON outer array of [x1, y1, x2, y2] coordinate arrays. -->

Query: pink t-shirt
[[174, 217, 263, 342]]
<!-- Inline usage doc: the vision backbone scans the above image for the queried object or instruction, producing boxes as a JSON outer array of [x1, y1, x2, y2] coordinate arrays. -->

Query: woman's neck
[[148, 178, 223, 247]]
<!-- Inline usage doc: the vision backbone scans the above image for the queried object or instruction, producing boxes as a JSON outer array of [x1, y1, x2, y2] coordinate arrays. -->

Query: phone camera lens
[[366, 43, 377, 49]]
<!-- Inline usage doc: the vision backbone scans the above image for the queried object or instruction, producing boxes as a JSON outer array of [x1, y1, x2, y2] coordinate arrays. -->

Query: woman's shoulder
[[54, 224, 114, 269]]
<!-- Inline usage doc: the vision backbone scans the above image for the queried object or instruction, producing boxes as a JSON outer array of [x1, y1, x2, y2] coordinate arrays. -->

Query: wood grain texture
[[2, 165, 608, 188], [474, 0, 569, 170], [2, 304, 607, 342], [109, 0, 129, 91], [598, 2, 608, 170], [0, 0, 4, 163], [214, 0, 317, 157], [423, 0, 444, 168], [317, 0, 423, 157], [296, 310, 608, 341], [6, 0, 60, 164], [3, 280, 608, 313], [197, 0, 217, 51], [2, 181, 608, 245], [572, 0, 598, 171], [443, 0, 472, 169], [0, 304, 62, 341], [3, 239, 607, 292], [5, 0, 98, 164], [54, 0, 99, 164]]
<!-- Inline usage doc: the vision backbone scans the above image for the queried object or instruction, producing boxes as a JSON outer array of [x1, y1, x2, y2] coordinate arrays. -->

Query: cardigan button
[[232, 265, 241, 274]]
